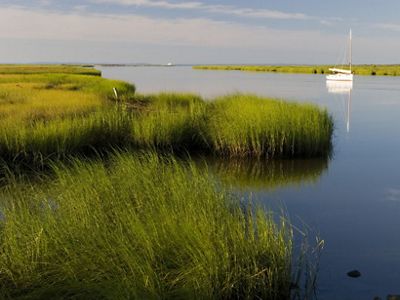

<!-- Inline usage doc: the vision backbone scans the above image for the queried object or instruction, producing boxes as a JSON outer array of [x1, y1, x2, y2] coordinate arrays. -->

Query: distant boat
[[327, 29, 353, 82], [166, 62, 174, 66]]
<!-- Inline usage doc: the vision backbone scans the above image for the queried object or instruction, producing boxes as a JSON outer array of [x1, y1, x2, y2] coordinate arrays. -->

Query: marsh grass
[[129, 93, 207, 151], [0, 65, 101, 76], [205, 94, 333, 158], [0, 152, 295, 299], [0, 66, 332, 171], [0, 108, 131, 163], [0, 66, 325, 298], [0, 74, 135, 101], [193, 64, 400, 76], [126, 93, 333, 158], [0, 71, 135, 167]]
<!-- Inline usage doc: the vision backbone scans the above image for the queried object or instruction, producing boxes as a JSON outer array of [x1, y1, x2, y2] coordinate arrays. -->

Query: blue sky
[[1, 0, 400, 64]]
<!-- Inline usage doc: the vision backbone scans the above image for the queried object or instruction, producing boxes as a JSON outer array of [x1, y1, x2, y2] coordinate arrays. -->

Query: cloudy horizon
[[1, 0, 400, 64]]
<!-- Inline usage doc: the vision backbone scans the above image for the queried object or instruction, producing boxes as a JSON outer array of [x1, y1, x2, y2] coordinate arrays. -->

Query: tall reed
[[0, 152, 295, 299], [130, 93, 206, 150], [205, 94, 333, 158]]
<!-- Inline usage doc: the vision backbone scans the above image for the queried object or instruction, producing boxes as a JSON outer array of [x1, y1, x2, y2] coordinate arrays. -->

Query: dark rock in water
[[373, 297, 382, 300], [387, 295, 400, 300], [289, 282, 299, 290], [347, 270, 361, 278]]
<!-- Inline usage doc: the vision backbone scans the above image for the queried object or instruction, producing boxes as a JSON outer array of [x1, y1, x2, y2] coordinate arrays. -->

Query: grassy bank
[[0, 67, 332, 169], [193, 64, 400, 76], [0, 71, 135, 168], [127, 93, 332, 158], [0, 64, 101, 76], [0, 152, 297, 299]]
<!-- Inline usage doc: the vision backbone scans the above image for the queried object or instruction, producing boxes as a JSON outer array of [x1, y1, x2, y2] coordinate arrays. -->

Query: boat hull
[[326, 74, 353, 81]]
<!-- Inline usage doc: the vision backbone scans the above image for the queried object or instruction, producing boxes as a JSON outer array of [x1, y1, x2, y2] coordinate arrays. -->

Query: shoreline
[[193, 64, 400, 77]]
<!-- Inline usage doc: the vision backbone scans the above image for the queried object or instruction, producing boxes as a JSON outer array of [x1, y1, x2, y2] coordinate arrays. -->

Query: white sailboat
[[326, 29, 353, 82]]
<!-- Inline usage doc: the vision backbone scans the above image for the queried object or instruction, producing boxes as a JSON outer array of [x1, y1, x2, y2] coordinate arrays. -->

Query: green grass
[[125, 93, 333, 158], [193, 64, 400, 76], [0, 71, 135, 168], [0, 65, 101, 76], [0, 65, 325, 298], [0, 152, 298, 299], [204, 94, 333, 158], [0, 74, 135, 100], [0, 65, 333, 169], [129, 93, 207, 151]]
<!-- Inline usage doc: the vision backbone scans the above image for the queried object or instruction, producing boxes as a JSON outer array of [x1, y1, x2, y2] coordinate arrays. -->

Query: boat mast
[[349, 29, 352, 72]]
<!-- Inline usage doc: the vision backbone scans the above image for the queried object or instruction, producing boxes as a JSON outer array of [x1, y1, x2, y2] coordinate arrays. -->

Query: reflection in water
[[203, 157, 329, 191], [326, 80, 353, 133]]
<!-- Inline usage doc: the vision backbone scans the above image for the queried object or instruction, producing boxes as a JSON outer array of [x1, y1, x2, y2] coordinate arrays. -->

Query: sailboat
[[326, 29, 353, 82]]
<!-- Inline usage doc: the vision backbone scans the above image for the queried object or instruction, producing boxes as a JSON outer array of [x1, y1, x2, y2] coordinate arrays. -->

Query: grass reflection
[[204, 157, 329, 191]]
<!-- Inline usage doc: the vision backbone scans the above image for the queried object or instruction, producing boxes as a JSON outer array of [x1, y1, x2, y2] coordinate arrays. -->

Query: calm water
[[99, 66, 400, 299]]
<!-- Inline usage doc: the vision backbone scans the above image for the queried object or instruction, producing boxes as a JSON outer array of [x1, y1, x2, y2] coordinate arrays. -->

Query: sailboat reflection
[[326, 80, 353, 132]]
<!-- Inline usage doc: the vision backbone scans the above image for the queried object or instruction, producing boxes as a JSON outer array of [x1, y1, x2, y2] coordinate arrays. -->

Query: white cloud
[[0, 6, 333, 49], [38, 0, 53, 6], [90, 0, 204, 9], [206, 6, 310, 20], [384, 188, 400, 201], [90, 0, 314, 21], [374, 23, 400, 32], [73, 5, 89, 12]]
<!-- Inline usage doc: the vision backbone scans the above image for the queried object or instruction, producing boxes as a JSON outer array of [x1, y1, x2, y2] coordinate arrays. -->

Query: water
[[99, 66, 400, 299]]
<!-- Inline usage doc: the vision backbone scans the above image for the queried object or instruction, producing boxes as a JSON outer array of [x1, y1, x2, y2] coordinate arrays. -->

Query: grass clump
[[0, 152, 295, 299], [205, 94, 333, 158], [130, 93, 207, 151], [126, 93, 333, 158]]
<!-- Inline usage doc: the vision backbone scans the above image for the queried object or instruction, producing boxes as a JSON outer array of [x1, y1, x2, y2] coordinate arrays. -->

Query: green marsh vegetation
[[127, 93, 333, 158], [0, 64, 101, 76], [0, 65, 331, 298], [0, 71, 332, 170], [193, 64, 400, 76], [205, 94, 332, 158], [0, 152, 298, 299], [0, 71, 135, 168], [129, 93, 207, 151]]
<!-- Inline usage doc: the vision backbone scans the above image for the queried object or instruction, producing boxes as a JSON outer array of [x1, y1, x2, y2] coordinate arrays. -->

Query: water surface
[[99, 66, 400, 300]]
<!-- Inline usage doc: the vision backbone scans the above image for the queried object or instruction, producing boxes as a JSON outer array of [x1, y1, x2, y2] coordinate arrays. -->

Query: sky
[[1, 0, 400, 64]]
